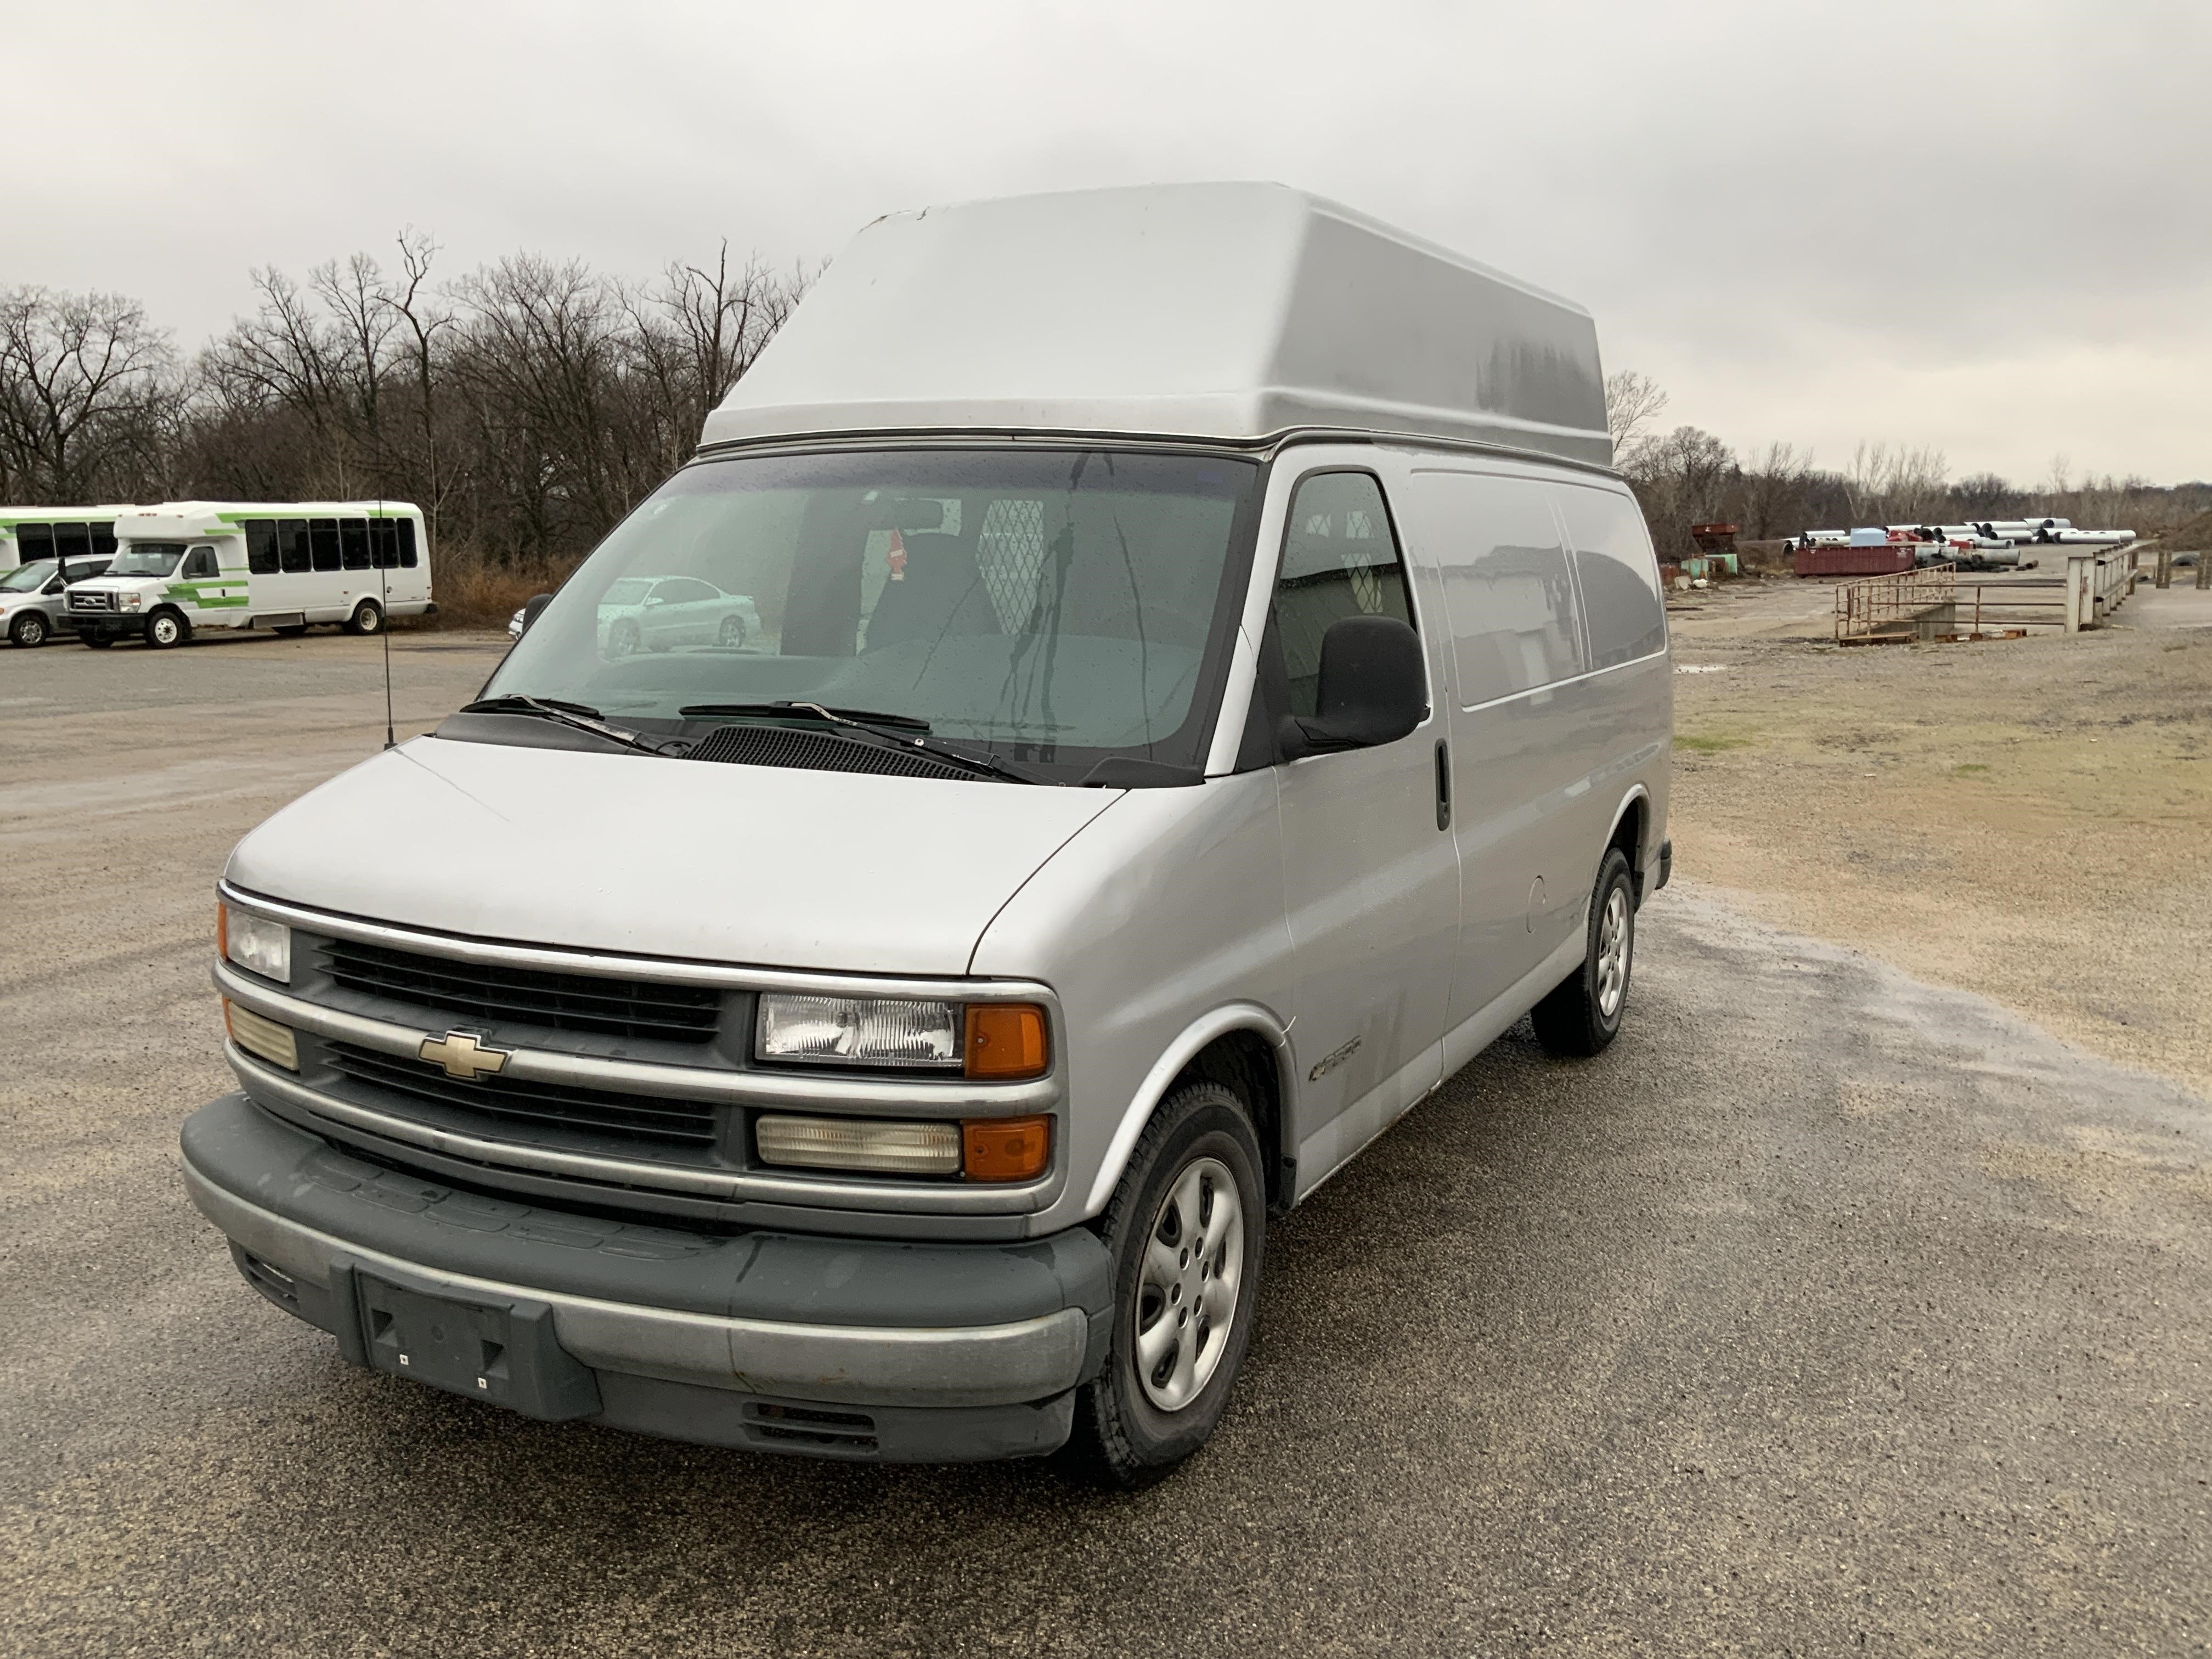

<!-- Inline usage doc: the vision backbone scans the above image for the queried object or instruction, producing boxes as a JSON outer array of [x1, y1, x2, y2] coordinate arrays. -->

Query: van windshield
[[484, 448, 1261, 780], [106, 543, 187, 577], [0, 561, 57, 592]]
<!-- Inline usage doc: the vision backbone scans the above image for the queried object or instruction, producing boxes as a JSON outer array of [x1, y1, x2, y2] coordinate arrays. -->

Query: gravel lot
[[1667, 578, 2212, 1100], [2, 627, 2208, 1656]]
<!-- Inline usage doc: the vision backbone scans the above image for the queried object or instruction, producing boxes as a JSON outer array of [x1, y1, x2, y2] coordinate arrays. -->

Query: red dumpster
[[1793, 545, 1917, 578]]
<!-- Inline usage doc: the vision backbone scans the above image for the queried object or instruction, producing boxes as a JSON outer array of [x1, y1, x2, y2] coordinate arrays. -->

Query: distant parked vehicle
[[594, 575, 761, 656], [64, 501, 433, 648], [0, 507, 132, 573], [0, 554, 114, 647]]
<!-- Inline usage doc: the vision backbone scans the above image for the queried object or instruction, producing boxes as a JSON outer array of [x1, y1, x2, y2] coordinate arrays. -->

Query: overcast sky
[[9, 0, 2205, 484]]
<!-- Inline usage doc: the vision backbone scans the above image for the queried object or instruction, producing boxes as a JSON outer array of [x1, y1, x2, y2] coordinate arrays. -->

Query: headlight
[[219, 905, 291, 984], [758, 995, 960, 1070], [122, 592, 142, 609], [755, 995, 1049, 1080]]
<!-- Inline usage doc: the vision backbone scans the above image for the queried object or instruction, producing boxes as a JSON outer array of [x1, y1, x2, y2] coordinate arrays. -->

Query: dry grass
[[407, 546, 580, 631], [1666, 613, 2212, 1099]]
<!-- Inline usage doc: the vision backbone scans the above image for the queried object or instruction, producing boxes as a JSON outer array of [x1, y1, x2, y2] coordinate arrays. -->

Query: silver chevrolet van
[[184, 184, 1671, 1483]]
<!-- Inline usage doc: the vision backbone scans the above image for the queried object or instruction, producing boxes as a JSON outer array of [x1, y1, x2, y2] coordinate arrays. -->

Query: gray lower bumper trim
[[184, 1164, 1088, 1409]]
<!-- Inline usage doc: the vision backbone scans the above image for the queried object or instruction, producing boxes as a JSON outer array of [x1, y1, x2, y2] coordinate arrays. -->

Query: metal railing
[[1833, 549, 2142, 642], [1835, 562, 1956, 642]]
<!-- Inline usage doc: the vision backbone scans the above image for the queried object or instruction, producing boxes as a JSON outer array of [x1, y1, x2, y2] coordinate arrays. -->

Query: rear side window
[[91, 522, 116, 559], [246, 522, 280, 574], [1556, 486, 1666, 669], [15, 524, 55, 562], [340, 518, 371, 569], [54, 523, 92, 562], [1410, 471, 1584, 707], [309, 518, 341, 572], [396, 518, 418, 568], [1272, 471, 1415, 718], [279, 519, 311, 573]]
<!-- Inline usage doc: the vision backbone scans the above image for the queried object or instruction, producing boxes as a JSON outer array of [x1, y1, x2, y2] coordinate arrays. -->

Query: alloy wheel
[[1133, 1155, 1244, 1412]]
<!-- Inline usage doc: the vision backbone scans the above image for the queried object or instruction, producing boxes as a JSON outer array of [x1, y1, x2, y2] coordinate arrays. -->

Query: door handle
[[1433, 738, 1451, 831]]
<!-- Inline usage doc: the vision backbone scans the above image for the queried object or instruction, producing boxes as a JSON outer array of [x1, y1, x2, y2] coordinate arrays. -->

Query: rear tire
[[717, 613, 746, 647], [1531, 848, 1637, 1058], [273, 624, 307, 637], [1075, 1081, 1266, 1488], [144, 609, 189, 650], [83, 632, 114, 649], [345, 599, 383, 636], [607, 619, 640, 657], [10, 613, 49, 648]]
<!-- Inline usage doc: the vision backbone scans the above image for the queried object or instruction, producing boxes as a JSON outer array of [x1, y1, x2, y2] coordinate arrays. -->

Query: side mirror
[[1278, 615, 1428, 759], [520, 592, 555, 634]]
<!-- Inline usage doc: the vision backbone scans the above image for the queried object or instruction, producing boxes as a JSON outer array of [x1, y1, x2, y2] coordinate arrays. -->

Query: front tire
[[1532, 848, 1637, 1058], [144, 609, 189, 650], [10, 613, 49, 648], [345, 599, 384, 636], [1076, 1081, 1266, 1488], [717, 613, 747, 647], [82, 631, 115, 649]]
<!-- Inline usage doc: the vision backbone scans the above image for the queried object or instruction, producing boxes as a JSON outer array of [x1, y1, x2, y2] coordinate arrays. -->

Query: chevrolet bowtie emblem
[[419, 1030, 511, 1081]]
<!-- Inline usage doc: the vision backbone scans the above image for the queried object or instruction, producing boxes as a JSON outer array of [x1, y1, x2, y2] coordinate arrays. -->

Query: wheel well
[[1610, 797, 1647, 898], [1170, 1030, 1290, 1215]]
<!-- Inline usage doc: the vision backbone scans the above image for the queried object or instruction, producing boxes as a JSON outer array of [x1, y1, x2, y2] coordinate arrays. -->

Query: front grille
[[689, 723, 981, 782], [325, 1041, 719, 1148], [69, 591, 116, 611], [323, 936, 723, 1045]]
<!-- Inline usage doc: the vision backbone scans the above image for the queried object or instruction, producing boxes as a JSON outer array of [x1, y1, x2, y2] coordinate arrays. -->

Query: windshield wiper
[[679, 701, 932, 731], [459, 695, 684, 757], [680, 701, 1049, 785]]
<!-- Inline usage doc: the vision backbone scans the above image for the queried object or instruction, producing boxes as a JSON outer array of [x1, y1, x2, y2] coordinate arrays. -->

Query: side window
[[1271, 471, 1414, 718], [1412, 471, 1584, 707], [246, 522, 280, 574], [91, 522, 117, 558], [279, 518, 311, 573], [16, 525, 55, 563], [1555, 486, 1666, 669], [396, 518, 418, 568], [340, 517, 371, 569], [370, 519, 398, 568], [55, 523, 92, 562], [309, 518, 341, 572], [183, 546, 218, 579]]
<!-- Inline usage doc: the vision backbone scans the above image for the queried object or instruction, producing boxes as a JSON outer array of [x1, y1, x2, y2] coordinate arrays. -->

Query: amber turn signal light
[[962, 1002, 1049, 1080], [962, 1115, 1051, 1182]]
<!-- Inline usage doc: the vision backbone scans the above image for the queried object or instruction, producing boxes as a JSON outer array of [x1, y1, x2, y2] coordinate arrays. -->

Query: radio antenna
[[379, 498, 396, 749]]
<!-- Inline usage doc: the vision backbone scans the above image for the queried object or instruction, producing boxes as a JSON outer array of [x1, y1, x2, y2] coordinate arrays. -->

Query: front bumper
[[182, 1093, 1113, 1461], [64, 612, 137, 637]]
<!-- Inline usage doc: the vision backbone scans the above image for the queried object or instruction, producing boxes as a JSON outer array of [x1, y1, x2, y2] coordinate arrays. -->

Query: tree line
[[0, 233, 808, 566], [4, 248, 2202, 571], [1604, 370, 2209, 561]]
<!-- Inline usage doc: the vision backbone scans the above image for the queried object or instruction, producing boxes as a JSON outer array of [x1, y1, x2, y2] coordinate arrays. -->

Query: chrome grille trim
[[219, 880, 1052, 1004], [226, 1044, 1058, 1212], [214, 958, 1056, 1116]]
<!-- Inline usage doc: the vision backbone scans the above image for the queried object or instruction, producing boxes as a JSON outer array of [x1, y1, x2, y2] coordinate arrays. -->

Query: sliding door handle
[[1434, 738, 1452, 831]]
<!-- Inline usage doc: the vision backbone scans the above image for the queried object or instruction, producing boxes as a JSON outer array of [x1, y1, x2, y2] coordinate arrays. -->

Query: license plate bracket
[[345, 1266, 600, 1421]]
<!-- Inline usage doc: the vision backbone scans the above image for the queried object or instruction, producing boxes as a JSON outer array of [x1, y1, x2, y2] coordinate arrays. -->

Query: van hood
[[225, 735, 1124, 975]]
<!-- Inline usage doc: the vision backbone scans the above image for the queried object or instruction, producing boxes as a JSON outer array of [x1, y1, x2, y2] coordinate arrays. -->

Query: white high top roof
[[701, 183, 1612, 466]]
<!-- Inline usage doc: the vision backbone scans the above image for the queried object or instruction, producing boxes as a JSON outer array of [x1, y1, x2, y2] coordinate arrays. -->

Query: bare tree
[[1604, 369, 1668, 471], [0, 287, 173, 500]]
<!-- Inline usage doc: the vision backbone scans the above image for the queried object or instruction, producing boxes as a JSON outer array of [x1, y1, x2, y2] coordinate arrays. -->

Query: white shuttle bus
[[0, 506, 134, 572], [65, 500, 433, 648]]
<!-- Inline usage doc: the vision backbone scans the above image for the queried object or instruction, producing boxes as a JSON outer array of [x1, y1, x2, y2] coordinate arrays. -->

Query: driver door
[[1265, 459, 1463, 1194]]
